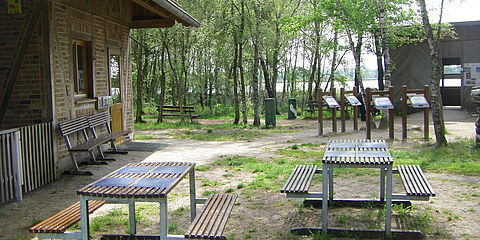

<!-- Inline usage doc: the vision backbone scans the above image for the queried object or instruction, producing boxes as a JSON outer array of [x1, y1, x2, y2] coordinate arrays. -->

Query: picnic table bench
[[185, 193, 237, 239], [29, 200, 106, 239], [157, 105, 201, 121]]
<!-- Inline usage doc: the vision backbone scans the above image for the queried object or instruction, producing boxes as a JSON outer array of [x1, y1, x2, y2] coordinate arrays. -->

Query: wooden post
[[317, 89, 323, 136], [388, 86, 395, 140], [332, 88, 337, 133], [340, 88, 346, 133], [402, 85, 408, 141], [366, 88, 372, 139], [353, 86, 358, 131], [424, 85, 430, 141]]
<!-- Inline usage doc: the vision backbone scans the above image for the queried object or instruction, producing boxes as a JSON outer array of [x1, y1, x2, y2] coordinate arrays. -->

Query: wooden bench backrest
[[87, 111, 111, 128], [159, 105, 195, 109], [58, 117, 88, 136]]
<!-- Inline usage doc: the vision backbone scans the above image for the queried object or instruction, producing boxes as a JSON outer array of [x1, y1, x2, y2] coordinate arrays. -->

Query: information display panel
[[374, 97, 394, 110], [345, 95, 362, 106], [323, 96, 340, 108]]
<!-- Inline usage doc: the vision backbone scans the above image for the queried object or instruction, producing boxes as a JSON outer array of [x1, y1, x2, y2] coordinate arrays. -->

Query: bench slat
[[185, 193, 237, 239], [58, 118, 88, 136], [69, 137, 108, 152], [281, 165, 317, 193], [29, 200, 105, 233], [157, 105, 194, 109], [397, 165, 435, 196]]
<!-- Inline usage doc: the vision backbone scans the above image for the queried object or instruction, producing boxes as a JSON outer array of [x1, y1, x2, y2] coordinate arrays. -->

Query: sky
[[364, 0, 480, 69], [427, 0, 480, 23]]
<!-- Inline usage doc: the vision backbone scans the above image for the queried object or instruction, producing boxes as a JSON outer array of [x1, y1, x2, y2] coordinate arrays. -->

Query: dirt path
[[0, 108, 479, 240]]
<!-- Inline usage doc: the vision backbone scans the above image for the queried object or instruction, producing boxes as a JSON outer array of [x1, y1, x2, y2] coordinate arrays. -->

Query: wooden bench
[[185, 193, 237, 239], [157, 105, 201, 121], [394, 165, 435, 200], [281, 165, 318, 194], [86, 111, 130, 155], [58, 117, 113, 175], [29, 200, 105, 239]]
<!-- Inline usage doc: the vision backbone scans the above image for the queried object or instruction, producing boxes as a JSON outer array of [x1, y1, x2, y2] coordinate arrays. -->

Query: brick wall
[[51, 1, 133, 175], [0, 0, 52, 129]]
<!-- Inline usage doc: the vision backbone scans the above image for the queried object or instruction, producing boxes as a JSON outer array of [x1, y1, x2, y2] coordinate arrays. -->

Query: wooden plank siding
[[391, 21, 480, 110]]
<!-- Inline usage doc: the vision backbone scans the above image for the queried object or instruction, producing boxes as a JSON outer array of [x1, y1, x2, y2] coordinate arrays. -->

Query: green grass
[[90, 208, 129, 234], [391, 140, 480, 175], [214, 156, 315, 191], [277, 147, 324, 159], [167, 129, 264, 141], [134, 134, 158, 140], [196, 165, 212, 171]]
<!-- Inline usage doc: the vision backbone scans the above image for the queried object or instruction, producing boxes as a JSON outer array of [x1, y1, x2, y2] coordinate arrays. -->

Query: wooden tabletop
[[323, 140, 392, 165], [77, 162, 195, 198]]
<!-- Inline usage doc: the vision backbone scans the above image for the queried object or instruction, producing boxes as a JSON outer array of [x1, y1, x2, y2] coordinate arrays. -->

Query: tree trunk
[[135, 31, 148, 123], [232, 31, 240, 124], [157, 38, 167, 123], [251, 4, 261, 126], [260, 56, 274, 98], [291, 41, 298, 98], [328, 31, 338, 92], [377, 1, 388, 129], [239, 0, 247, 125], [307, 45, 318, 102], [417, 0, 448, 146], [374, 30, 384, 90]]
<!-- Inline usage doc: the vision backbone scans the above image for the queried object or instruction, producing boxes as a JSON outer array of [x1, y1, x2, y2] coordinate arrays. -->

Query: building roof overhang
[[131, 0, 200, 28]]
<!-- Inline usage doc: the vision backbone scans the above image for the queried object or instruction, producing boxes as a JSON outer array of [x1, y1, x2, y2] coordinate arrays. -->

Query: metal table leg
[[129, 202, 136, 235], [322, 165, 329, 232], [189, 169, 197, 222], [329, 168, 334, 200], [385, 166, 393, 239], [380, 167, 385, 201], [159, 197, 168, 240], [80, 196, 90, 240]]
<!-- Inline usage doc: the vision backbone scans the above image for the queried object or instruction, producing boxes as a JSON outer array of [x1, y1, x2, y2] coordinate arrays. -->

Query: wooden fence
[[0, 122, 55, 204]]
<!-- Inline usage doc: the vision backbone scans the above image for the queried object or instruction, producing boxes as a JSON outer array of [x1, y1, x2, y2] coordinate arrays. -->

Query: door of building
[[441, 58, 462, 106], [109, 49, 124, 143]]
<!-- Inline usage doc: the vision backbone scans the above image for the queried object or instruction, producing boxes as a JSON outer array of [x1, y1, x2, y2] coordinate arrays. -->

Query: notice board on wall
[[463, 63, 480, 87], [7, 0, 23, 15]]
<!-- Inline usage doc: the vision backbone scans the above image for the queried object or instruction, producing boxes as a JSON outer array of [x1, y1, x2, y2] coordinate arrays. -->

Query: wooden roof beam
[[132, 0, 200, 27], [131, 19, 175, 28]]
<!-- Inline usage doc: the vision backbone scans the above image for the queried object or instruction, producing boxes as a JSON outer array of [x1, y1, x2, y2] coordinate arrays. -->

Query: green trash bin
[[264, 98, 276, 128], [288, 98, 297, 119]]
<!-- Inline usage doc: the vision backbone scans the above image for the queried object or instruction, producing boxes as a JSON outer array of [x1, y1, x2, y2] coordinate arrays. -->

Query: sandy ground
[[0, 107, 479, 240]]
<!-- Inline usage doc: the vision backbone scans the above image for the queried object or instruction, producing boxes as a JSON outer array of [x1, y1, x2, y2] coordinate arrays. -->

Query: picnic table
[[31, 161, 237, 239], [76, 162, 236, 240], [281, 139, 435, 239], [77, 162, 196, 240]]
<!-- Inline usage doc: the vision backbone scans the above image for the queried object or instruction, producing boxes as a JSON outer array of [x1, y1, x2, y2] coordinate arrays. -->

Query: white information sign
[[374, 97, 394, 110], [323, 96, 340, 108], [463, 63, 480, 87], [345, 95, 362, 106], [408, 95, 430, 108]]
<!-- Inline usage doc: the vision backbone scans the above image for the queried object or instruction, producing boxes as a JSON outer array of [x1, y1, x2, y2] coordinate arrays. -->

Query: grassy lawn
[[391, 140, 480, 176], [135, 121, 299, 141]]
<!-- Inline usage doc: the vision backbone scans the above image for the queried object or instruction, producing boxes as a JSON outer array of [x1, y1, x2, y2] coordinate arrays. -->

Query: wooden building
[[390, 21, 480, 111], [0, 0, 198, 203]]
